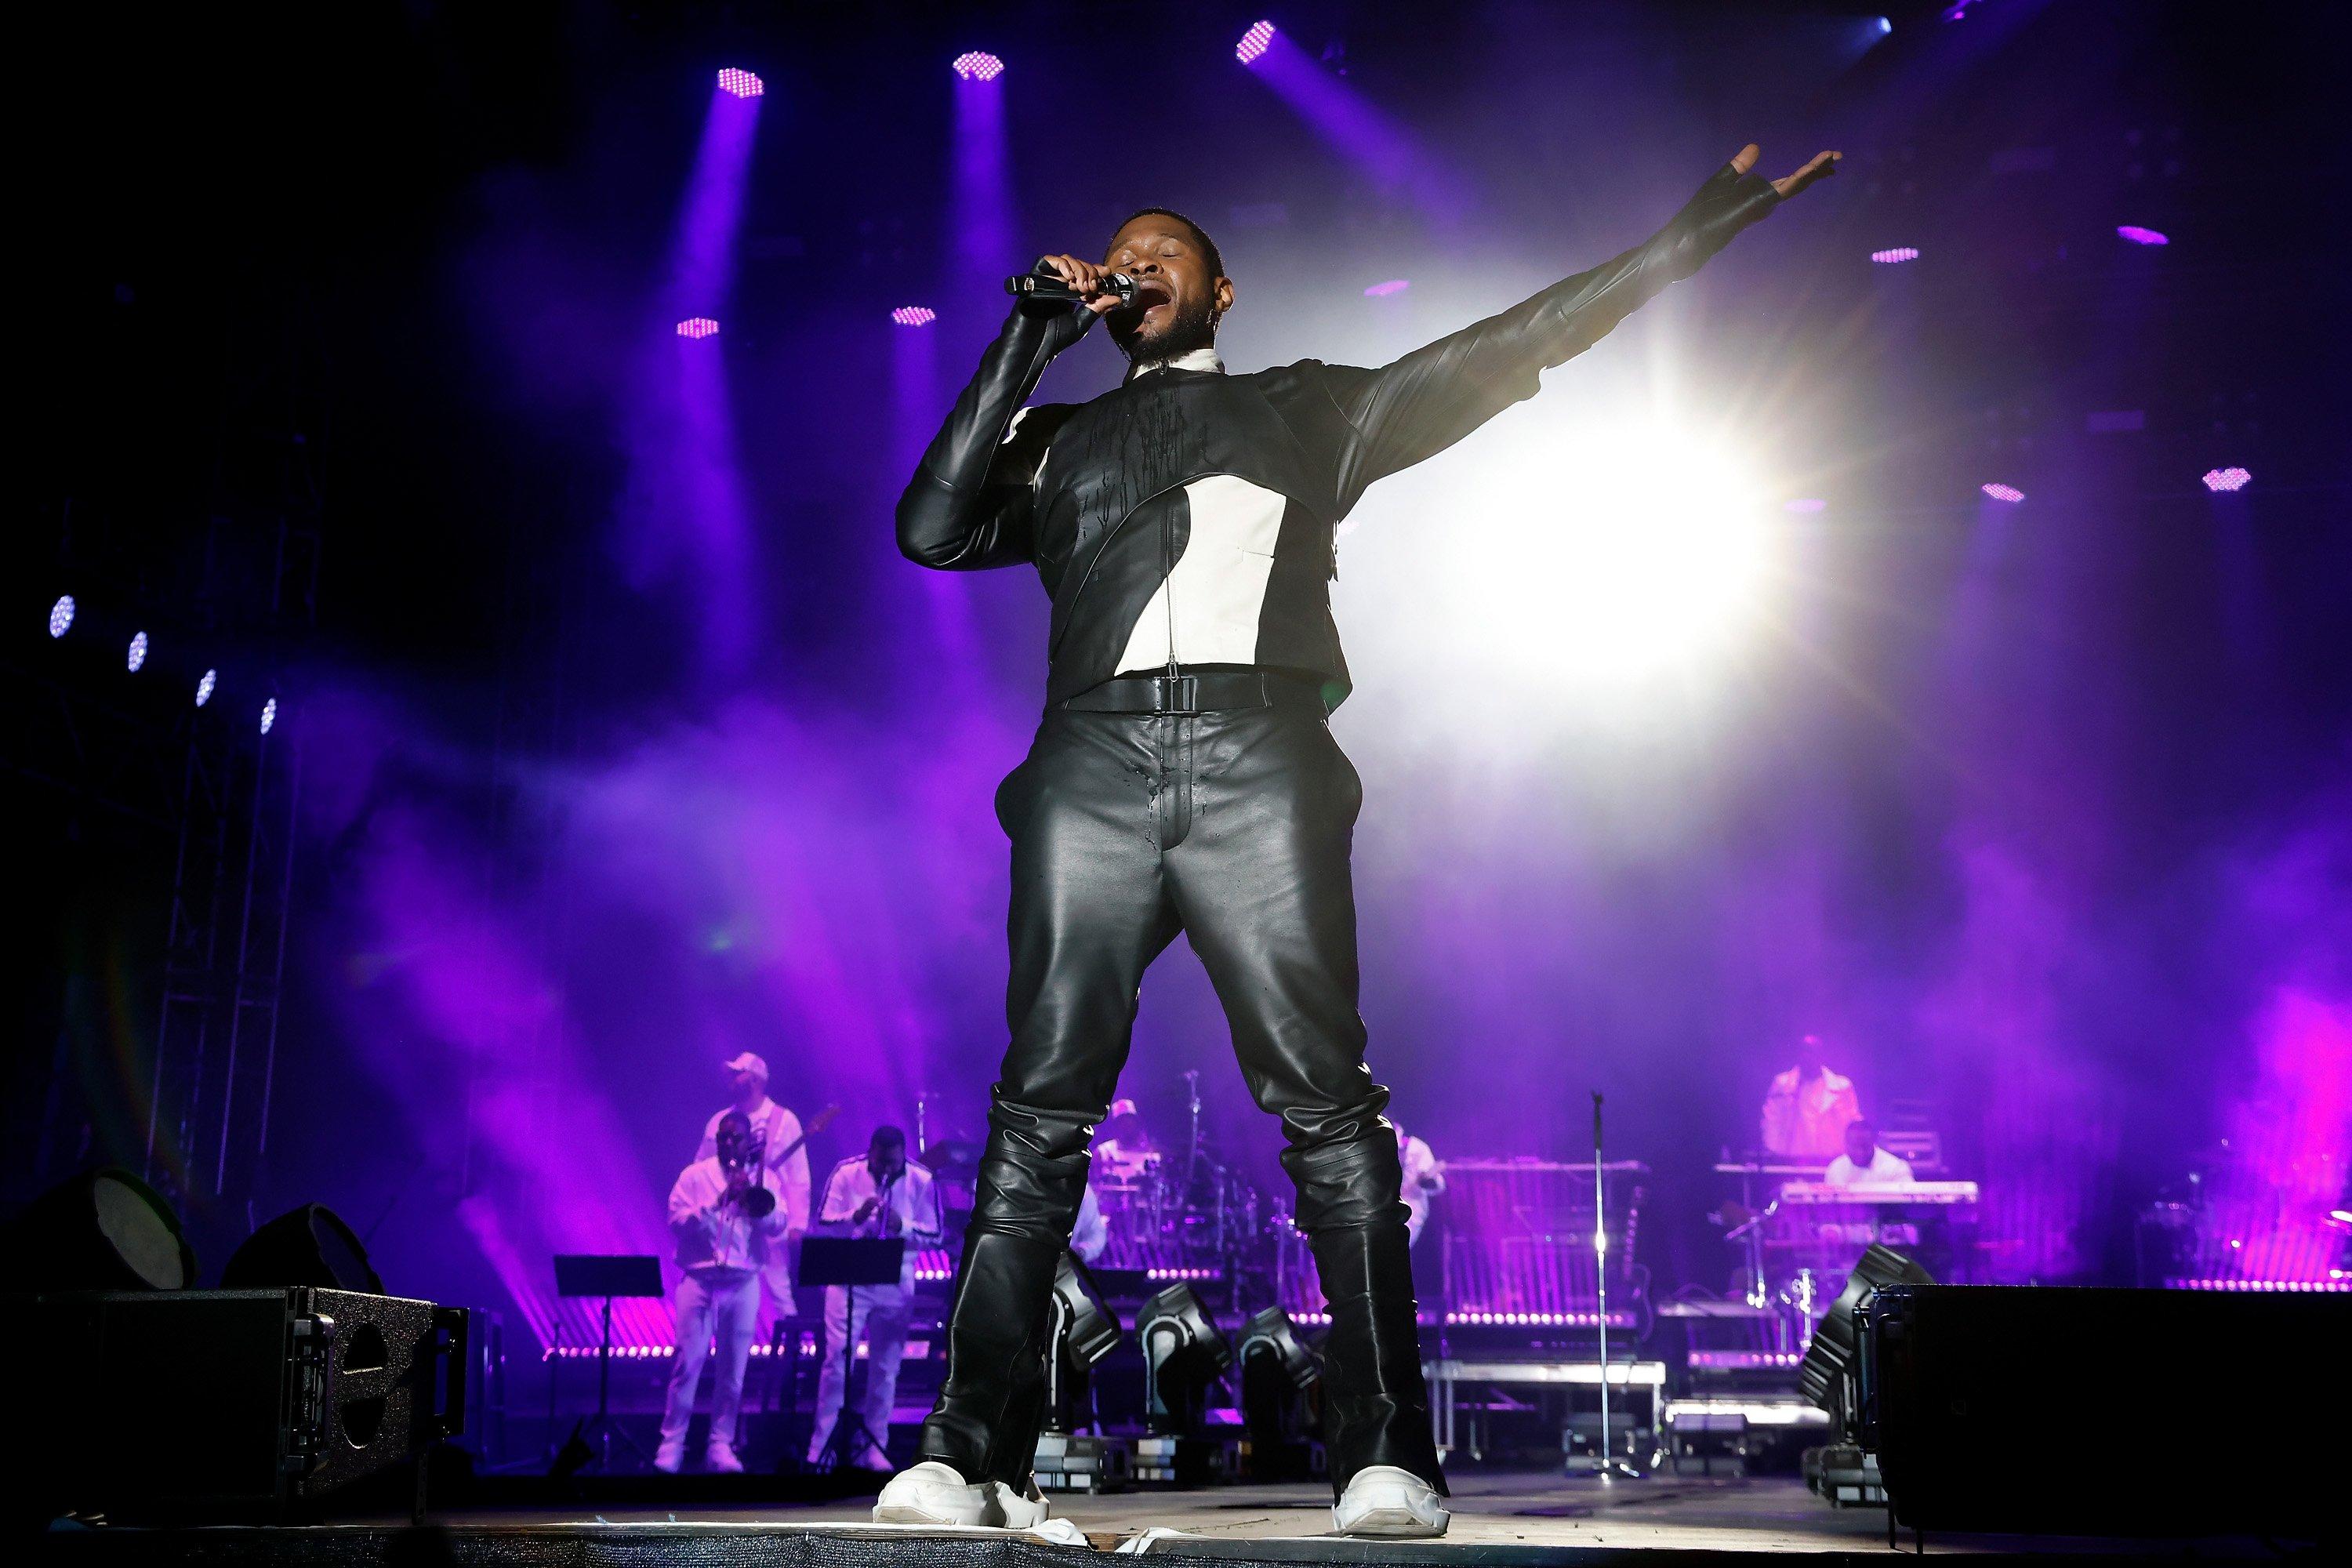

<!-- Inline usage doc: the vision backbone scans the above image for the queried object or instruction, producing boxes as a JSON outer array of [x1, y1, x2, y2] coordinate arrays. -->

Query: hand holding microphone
[[1007, 255, 1136, 314]]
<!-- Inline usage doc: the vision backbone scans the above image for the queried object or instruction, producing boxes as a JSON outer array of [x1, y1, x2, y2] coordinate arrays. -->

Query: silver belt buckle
[[1152, 674, 1200, 714]]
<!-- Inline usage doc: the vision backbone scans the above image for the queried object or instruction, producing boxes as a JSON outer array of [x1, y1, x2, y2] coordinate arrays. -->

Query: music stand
[[555, 1254, 665, 1472], [798, 1237, 906, 1472]]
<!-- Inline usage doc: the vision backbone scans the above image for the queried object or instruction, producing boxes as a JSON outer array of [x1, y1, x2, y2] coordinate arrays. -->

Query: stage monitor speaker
[[223, 1203, 387, 1294], [2, 1287, 467, 1523], [1863, 1284, 2349, 1541], [0, 1167, 195, 1292]]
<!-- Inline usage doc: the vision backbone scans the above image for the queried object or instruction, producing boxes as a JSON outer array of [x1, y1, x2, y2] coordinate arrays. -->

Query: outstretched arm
[[1322, 145, 1838, 508], [894, 266, 1106, 571]]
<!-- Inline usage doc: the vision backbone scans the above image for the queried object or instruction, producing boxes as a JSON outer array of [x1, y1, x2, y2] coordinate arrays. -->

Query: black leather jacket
[[896, 162, 1782, 707]]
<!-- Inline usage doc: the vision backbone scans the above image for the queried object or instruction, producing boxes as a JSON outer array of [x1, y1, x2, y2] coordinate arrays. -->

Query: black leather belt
[[1060, 670, 1325, 716]]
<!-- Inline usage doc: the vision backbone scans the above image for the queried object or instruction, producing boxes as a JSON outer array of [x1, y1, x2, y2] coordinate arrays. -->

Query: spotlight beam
[[951, 52, 1017, 297], [1240, 27, 1470, 230], [623, 72, 769, 682]]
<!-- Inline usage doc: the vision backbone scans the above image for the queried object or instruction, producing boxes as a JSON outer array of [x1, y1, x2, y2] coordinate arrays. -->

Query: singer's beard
[[1113, 294, 1218, 368]]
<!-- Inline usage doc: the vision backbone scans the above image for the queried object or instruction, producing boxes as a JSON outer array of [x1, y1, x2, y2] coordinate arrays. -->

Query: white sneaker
[[705, 1441, 744, 1474], [982, 1478, 1051, 1530], [872, 1462, 1054, 1529], [652, 1437, 684, 1475], [1333, 1465, 1450, 1538], [873, 1461, 990, 1526]]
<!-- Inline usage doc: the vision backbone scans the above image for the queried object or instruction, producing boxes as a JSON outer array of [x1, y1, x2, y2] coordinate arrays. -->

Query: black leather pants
[[915, 698, 1446, 1497]]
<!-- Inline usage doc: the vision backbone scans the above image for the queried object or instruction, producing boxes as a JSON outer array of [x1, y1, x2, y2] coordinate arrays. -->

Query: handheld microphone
[[1005, 267, 1138, 306]]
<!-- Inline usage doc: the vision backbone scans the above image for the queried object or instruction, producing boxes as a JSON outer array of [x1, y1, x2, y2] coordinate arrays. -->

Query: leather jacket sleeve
[[895, 294, 1092, 570], [1319, 160, 1783, 509]]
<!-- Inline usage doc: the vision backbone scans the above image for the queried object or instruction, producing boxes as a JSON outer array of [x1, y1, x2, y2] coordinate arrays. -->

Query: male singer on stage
[[656, 1112, 787, 1474], [806, 1126, 942, 1471], [877, 143, 1839, 1535]]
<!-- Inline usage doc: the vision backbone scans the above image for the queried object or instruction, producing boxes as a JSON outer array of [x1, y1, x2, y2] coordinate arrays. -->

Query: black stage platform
[[29, 1472, 2321, 1565]]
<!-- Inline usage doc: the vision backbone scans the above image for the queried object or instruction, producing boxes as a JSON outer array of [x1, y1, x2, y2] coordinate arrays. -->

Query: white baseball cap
[[721, 1051, 768, 1080]]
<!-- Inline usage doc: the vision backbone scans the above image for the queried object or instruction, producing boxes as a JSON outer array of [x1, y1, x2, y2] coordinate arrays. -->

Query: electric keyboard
[[1777, 1180, 1979, 1206]]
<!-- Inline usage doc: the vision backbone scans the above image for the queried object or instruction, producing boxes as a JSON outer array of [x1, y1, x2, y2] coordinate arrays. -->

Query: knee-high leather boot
[[1311, 1218, 1447, 1496], [915, 1227, 1064, 1487]]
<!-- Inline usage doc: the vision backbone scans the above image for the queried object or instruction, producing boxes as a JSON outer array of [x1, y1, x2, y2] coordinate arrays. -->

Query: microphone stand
[[1183, 1069, 1202, 1192], [1575, 1091, 1642, 1480]]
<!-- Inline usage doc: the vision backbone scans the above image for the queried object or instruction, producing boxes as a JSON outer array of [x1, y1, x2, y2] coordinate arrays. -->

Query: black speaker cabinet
[[3, 1287, 466, 1523], [1863, 1284, 2348, 1541]]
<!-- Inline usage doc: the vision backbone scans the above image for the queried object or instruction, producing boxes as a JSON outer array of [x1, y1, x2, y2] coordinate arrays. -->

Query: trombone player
[[656, 1110, 787, 1473]]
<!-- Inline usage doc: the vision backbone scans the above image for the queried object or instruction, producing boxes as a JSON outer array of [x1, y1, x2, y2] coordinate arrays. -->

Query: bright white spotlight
[[260, 698, 278, 735], [127, 631, 149, 671], [195, 669, 217, 707], [1447, 419, 1775, 688], [49, 595, 76, 637]]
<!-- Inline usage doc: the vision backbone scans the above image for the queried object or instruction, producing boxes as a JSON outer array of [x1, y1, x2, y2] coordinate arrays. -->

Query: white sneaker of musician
[[872, 1461, 1051, 1530], [1331, 1465, 1451, 1538]]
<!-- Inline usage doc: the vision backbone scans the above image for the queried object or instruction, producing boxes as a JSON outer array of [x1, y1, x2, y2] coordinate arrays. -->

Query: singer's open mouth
[[1127, 281, 1174, 314]]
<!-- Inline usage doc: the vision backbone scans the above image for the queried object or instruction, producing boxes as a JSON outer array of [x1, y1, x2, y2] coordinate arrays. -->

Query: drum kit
[[1092, 1150, 1269, 1275], [918, 1074, 1283, 1304]]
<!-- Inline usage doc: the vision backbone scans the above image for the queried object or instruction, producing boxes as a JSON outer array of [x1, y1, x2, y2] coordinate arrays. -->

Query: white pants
[[805, 1283, 909, 1468], [661, 1268, 759, 1450]]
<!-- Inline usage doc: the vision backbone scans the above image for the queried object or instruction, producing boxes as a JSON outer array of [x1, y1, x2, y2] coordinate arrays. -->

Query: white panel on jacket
[[1114, 474, 1288, 673]]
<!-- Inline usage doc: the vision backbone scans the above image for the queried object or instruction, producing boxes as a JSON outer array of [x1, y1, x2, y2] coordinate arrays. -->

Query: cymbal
[[918, 1138, 983, 1174]]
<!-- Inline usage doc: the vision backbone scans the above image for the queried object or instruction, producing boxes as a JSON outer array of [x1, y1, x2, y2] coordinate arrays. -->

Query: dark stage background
[[12, 0, 2349, 1361]]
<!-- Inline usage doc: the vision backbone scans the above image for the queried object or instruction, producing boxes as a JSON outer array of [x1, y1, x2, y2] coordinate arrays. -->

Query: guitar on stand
[[746, 1102, 840, 1220]]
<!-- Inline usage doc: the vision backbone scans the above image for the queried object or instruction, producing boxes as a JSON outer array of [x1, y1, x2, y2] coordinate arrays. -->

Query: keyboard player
[[1807, 1121, 1918, 1249], [1822, 1121, 1914, 1189]]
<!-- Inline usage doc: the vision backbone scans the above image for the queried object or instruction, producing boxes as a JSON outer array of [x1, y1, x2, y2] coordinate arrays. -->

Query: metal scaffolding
[[16, 262, 325, 1238]]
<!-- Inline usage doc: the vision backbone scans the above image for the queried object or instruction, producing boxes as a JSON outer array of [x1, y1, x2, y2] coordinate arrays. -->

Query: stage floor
[[34, 1472, 2299, 1563]]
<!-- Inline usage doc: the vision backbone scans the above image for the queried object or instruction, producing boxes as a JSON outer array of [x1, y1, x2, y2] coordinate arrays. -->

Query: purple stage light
[[951, 50, 1004, 82], [2117, 225, 2168, 245], [1871, 246, 1920, 264], [48, 595, 74, 637], [1236, 20, 1276, 64], [1981, 482, 2026, 504], [1783, 498, 1828, 514], [890, 305, 938, 327], [675, 316, 719, 339], [1363, 278, 1410, 297], [716, 67, 763, 99], [2202, 466, 2252, 493], [260, 698, 278, 735], [2165, 1277, 2350, 1293], [127, 631, 148, 672], [195, 669, 216, 707]]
